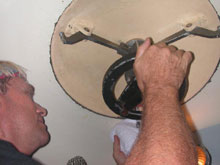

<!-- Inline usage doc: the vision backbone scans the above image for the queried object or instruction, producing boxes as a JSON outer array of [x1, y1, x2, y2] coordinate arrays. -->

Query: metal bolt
[[84, 27, 90, 32], [186, 23, 192, 28]]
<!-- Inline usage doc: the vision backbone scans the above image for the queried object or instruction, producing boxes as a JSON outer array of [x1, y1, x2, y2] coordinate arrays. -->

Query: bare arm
[[125, 39, 197, 165]]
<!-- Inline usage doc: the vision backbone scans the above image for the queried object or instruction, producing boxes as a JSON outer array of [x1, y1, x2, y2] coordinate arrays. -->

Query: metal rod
[[59, 31, 130, 55]]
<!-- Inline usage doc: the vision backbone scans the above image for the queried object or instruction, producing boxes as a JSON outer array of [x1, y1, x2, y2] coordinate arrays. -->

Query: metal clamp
[[60, 26, 220, 56], [160, 26, 220, 44]]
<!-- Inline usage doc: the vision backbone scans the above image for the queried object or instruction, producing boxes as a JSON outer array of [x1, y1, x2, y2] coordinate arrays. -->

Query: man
[[113, 38, 197, 165], [0, 61, 50, 164]]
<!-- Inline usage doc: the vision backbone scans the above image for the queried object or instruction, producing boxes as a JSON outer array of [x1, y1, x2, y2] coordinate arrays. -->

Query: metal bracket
[[161, 26, 220, 44], [59, 31, 131, 56], [59, 26, 220, 56]]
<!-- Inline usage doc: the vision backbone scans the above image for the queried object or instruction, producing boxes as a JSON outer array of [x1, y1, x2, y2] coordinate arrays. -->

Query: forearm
[[125, 87, 197, 165]]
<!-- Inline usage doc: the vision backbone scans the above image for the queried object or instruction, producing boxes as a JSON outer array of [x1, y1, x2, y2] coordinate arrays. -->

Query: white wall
[[0, 0, 219, 164]]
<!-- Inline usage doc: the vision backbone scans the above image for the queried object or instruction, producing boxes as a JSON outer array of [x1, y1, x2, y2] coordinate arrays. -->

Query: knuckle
[[184, 52, 193, 62], [150, 45, 158, 51], [169, 45, 177, 51], [156, 42, 166, 47], [161, 47, 171, 55], [179, 49, 185, 53]]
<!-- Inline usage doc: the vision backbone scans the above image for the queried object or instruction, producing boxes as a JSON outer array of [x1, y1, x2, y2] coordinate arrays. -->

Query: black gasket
[[102, 54, 188, 119]]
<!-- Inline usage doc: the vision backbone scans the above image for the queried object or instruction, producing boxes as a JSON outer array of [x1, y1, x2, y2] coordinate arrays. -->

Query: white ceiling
[[0, 0, 219, 164]]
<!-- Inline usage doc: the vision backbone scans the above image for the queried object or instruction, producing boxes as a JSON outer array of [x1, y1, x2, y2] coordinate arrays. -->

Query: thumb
[[136, 38, 151, 59]]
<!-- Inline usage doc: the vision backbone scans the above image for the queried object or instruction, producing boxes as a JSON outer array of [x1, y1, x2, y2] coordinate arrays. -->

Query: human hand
[[113, 135, 127, 165], [134, 38, 193, 94]]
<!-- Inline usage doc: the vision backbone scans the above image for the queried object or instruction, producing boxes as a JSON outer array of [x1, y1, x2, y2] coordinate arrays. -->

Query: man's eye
[[30, 93, 34, 99], [25, 91, 34, 98]]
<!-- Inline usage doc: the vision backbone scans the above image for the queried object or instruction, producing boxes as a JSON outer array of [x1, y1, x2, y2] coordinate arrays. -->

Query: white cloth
[[110, 119, 140, 156]]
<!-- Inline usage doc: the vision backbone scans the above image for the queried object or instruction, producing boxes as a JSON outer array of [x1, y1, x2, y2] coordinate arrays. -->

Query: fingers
[[157, 42, 177, 52], [113, 136, 119, 162], [136, 39, 193, 66], [173, 49, 193, 70], [181, 51, 193, 69], [136, 38, 151, 59], [176, 49, 185, 58], [134, 37, 193, 92], [157, 43, 191, 63], [157, 42, 167, 48], [113, 135, 121, 155], [183, 51, 193, 63], [113, 135, 127, 165], [168, 45, 177, 52]]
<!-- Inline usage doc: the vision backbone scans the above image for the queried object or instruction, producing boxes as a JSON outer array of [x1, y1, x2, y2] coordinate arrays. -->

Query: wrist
[[143, 86, 179, 100], [141, 86, 181, 117]]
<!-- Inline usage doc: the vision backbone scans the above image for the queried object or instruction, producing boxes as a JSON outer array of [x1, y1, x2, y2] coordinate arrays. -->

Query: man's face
[[0, 77, 50, 154]]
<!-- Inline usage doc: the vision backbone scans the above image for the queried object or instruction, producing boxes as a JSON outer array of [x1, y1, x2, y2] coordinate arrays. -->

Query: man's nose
[[36, 103, 48, 116]]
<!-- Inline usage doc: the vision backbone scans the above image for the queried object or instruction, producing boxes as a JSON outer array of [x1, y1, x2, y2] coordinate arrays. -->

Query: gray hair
[[0, 61, 27, 93]]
